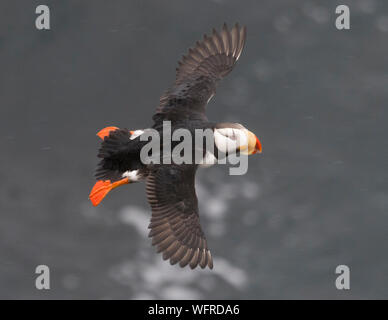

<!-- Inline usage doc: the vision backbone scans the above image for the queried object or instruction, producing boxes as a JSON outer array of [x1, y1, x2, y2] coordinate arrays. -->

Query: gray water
[[1, 0, 387, 299]]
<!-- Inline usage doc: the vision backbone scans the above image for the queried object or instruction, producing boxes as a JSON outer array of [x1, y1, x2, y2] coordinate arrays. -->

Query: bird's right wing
[[153, 23, 247, 123], [145, 164, 213, 269]]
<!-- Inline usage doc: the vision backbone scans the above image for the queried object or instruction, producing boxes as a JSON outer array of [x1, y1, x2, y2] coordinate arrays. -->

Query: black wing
[[153, 23, 247, 124], [145, 164, 213, 269]]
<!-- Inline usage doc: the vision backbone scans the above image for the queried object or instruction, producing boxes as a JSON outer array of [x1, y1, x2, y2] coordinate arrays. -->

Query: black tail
[[95, 128, 143, 182]]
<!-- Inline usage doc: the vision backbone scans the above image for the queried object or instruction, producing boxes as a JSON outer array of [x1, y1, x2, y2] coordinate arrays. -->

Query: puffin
[[89, 23, 262, 269]]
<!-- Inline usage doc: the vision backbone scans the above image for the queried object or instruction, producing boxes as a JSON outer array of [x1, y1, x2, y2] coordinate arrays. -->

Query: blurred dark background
[[0, 0, 387, 299]]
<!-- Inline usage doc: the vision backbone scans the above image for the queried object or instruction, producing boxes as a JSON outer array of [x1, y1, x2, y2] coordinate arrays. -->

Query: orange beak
[[245, 130, 262, 155], [252, 135, 262, 154]]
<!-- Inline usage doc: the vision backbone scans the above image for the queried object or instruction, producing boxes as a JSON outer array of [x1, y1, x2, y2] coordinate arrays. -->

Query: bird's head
[[214, 123, 262, 155]]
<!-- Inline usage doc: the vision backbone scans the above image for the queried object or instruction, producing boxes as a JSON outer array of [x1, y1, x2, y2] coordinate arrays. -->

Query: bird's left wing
[[145, 164, 213, 269], [153, 23, 247, 124]]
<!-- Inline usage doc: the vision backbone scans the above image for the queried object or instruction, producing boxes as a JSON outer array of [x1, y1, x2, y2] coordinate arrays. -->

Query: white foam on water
[[118, 205, 149, 238]]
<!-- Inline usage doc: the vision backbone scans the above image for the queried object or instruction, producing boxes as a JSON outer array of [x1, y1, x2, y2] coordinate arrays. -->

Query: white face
[[214, 127, 249, 154]]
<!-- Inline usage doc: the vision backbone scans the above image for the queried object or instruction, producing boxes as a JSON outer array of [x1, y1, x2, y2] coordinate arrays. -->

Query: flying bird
[[89, 23, 262, 270]]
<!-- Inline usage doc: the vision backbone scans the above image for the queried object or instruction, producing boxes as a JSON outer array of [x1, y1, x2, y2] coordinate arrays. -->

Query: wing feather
[[154, 23, 247, 123], [145, 164, 213, 269]]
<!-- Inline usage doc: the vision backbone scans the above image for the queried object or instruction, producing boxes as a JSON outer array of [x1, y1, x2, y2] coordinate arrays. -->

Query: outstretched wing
[[145, 164, 213, 269], [153, 23, 247, 124]]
